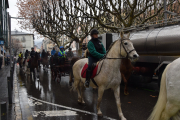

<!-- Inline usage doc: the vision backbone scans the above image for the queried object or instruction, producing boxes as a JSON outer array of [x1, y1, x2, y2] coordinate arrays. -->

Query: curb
[[14, 65, 22, 120]]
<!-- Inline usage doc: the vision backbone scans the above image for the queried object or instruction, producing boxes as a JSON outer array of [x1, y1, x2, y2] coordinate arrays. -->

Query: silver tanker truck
[[99, 24, 180, 88]]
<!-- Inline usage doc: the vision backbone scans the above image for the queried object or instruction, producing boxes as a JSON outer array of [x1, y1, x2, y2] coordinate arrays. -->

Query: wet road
[[17, 65, 158, 120]]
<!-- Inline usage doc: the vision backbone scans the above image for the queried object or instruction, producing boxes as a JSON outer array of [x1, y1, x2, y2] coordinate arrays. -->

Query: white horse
[[72, 32, 139, 120], [148, 58, 180, 120]]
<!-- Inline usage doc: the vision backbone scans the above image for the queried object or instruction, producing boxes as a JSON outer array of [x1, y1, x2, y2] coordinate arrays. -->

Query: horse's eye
[[124, 42, 128, 45]]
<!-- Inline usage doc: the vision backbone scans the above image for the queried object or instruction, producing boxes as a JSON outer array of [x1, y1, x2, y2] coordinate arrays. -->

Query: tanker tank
[[130, 25, 180, 56]]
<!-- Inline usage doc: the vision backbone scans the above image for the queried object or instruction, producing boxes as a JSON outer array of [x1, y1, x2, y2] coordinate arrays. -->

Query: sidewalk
[[0, 65, 11, 120]]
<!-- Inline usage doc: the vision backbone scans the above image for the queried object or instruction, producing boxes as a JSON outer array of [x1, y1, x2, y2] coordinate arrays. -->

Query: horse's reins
[[96, 38, 136, 76]]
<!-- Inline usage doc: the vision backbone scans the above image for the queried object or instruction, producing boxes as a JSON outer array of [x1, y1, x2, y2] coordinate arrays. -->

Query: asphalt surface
[[16, 65, 159, 120]]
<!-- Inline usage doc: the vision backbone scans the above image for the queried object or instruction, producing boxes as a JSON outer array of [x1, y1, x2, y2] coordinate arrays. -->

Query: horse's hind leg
[[79, 82, 85, 104], [160, 102, 179, 120], [114, 86, 126, 120], [69, 70, 74, 87], [97, 87, 105, 116], [122, 74, 129, 95]]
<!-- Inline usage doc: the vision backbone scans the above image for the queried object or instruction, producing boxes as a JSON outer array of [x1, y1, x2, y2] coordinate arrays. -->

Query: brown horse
[[120, 58, 133, 95], [42, 52, 50, 71]]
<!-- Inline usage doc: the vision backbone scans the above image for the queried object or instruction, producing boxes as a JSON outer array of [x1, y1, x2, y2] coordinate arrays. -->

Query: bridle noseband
[[121, 38, 135, 59]]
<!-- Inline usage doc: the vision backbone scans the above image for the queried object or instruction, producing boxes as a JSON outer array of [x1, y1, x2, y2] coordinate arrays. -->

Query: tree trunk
[[77, 42, 83, 57], [55, 39, 60, 48]]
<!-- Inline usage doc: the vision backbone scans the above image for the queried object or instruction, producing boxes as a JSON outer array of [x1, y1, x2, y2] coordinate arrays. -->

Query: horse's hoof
[[124, 91, 129, 96], [97, 113, 103, 117], [77, 101, 82, 105]]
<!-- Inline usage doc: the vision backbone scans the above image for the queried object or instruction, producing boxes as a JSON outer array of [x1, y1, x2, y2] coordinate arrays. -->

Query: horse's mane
[[99, 40, 119, 61]]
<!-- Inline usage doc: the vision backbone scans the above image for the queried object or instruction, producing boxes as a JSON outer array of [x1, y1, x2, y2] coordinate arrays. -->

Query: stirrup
[[85, 81, 89, 88]]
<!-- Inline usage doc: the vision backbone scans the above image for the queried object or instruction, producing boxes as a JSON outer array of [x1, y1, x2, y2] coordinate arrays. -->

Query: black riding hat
[[31, 47, 34, 49], [91, 29, 99, 36]]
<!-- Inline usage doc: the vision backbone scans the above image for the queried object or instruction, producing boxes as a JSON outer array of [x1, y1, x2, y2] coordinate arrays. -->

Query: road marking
[[32, 110, 77, 117], [28, 98, 42, 106], [29, 96, 116, 120]]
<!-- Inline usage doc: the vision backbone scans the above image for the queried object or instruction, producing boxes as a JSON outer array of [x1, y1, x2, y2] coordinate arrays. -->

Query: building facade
[[0, 0, 10, 67], [11, 31, 34, 54]]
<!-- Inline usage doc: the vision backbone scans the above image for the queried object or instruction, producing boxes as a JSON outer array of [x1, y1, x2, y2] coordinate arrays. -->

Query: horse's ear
[[120, 31, 124, 40], [126, 32, 130, 39]]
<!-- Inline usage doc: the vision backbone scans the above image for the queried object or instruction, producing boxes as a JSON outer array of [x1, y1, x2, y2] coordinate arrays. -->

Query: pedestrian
[[84, 29, 106, 87]]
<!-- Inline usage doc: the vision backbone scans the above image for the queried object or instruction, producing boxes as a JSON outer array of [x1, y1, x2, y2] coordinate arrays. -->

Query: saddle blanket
[[81, 63, 98, 78]]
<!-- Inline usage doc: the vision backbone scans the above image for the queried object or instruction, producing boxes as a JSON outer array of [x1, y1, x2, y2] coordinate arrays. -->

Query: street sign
[[0, 40, 4, 45]]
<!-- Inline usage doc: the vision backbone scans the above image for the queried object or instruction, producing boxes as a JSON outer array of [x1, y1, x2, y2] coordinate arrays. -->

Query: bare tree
[[17, 0, 101, 56], [11, 38, 23, 56], [74, 0, 179, 31]]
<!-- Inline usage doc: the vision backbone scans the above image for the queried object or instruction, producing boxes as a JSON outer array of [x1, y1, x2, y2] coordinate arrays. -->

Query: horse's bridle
[[96, 38, 136, 77], [103, 38, 136, 60]]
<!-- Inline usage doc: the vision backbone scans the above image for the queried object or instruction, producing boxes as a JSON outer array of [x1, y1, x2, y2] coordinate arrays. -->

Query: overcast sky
[[8, 0, 43, 44]]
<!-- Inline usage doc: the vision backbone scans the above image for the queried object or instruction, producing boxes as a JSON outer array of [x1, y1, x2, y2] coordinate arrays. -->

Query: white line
[[29, 96, 116, 120]]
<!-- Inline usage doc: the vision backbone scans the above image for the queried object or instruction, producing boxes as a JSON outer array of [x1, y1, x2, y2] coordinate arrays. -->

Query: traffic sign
[[0, 40, 4, 45]]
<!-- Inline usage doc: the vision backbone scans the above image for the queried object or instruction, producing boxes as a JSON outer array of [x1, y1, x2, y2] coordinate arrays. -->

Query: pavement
[[0, 65, 14, 120], [15, 65, 159, 120]]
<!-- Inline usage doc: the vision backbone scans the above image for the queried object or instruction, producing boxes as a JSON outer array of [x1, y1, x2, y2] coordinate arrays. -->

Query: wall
[[11, 34, 34, 54]]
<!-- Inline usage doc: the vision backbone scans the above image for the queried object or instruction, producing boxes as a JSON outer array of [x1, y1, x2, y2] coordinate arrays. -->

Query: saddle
[[81, 63, 99, 79]]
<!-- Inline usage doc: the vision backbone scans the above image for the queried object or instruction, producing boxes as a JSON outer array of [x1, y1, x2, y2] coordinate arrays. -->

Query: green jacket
[[87, 41, 106, 59]]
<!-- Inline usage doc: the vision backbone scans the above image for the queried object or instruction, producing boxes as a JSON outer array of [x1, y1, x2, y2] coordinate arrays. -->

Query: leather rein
[[96, 38, 135, 77]]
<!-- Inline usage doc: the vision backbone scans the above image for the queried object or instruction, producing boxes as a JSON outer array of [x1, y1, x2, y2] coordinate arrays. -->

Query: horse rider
[[18, 52, 23, 61], [58, 46, 66, 64], [51, 47, 56, 56], [23, 49, 29, 65], [28, 47, 36, 67], [85, 29, 106, 87], [41, 49, 46, 59], [66, 48, 74, 59], [18, 52, 23, 59]]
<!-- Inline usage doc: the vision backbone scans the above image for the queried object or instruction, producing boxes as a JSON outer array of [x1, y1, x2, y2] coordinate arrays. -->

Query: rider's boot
[[85, 70, 91, 88]]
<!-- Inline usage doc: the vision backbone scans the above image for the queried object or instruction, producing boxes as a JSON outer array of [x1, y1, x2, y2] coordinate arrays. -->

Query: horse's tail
[[148, 63, 171, 120], [70, 58, 81, 92], [69, 57, 80, 83]]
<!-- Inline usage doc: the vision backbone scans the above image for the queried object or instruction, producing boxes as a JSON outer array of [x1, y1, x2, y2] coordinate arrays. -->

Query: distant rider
[[85, 29, 106, 87], [41, 49, 46, 59], [28, 47, 35, 67], [58, 46, 66, 64], [23, 49, 29, 65], [18, 52, 23, 59], [66, 48, 74, 59], [51, 47, 56, 56]]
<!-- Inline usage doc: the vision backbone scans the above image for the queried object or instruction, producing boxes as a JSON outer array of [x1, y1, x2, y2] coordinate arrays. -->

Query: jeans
[[88, 56, 99, 71]]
